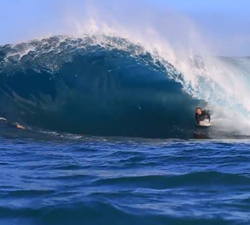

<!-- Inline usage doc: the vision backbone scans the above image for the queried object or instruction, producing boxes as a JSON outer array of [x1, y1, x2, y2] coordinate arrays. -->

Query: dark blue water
[[0, 36, 205, 139], [1, 35, 250, 224], [0, 131, 250, 225]]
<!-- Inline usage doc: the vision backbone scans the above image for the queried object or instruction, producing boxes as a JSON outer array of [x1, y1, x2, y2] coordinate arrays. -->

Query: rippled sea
[[0, 132, 250, 225]]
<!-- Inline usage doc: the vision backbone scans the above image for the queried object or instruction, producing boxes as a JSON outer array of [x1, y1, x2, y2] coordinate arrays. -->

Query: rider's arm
[[195, 114, 200, 125]]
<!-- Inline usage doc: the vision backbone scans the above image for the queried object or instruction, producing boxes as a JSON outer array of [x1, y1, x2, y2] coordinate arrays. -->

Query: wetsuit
[[195, 110, 210, 125]]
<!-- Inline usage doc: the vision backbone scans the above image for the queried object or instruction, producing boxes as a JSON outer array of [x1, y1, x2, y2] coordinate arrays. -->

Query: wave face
[[1, 35, 250, 138], [0, 35, 204, 138]]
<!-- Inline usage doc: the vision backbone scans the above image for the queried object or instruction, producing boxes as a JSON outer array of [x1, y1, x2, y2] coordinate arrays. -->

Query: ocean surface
[[0, 132, 250, 225], [1, 35, 250, 225]]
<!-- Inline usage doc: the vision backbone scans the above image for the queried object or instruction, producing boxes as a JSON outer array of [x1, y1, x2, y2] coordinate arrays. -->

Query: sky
[[0, 0, 250, 56]]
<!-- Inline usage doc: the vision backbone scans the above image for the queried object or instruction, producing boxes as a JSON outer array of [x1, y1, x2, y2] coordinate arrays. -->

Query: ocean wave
[[0, 201, 242, 225], [1, 35, 250, 138], [0, 35, 203, 138], [94, 172, 250, 189]]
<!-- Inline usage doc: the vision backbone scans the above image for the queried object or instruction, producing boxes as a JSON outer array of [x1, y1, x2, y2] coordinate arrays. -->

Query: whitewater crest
[[0, 35, 177, 76]]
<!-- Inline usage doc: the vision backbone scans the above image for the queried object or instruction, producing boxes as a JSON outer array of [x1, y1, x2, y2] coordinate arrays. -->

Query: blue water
[[0, 132, 250, 225], [1, 35, 250, 224], [0, 36, 203, 139]]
